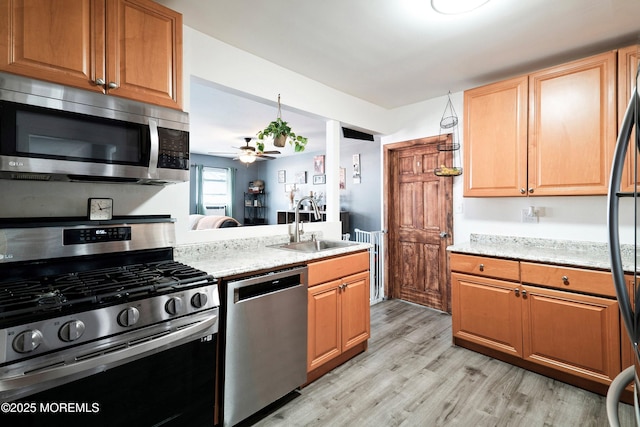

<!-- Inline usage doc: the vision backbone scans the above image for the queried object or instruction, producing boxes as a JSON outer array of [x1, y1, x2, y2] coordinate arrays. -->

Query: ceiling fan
[[208, 137, 281, 164]]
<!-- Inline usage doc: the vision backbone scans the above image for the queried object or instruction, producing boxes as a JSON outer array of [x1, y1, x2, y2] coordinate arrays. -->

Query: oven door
[[0, 313, 218, 427]]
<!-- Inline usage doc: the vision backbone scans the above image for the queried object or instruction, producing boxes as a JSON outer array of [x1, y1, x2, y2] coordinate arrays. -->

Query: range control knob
[[165, 297, 183, 316], [13, 329, 43, 353], [117, 307, 140, 327], [59, 320, 86, 342], [191, 292, 208, 309]]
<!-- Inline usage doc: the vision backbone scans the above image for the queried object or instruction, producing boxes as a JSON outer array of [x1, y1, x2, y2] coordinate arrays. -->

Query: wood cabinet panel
[[106, 0, 182, 109], [341, 272, 370, 352], [450, 253, 520, 281], [618, 44, 640, 192], [452, 272, 523, 357], [0, 0, 105, 92], [528, 51, 616, 196], [521, 285, 620, 384], [520, 262, 616, 297], [307, 279, 341, 371], [463, 75, 528, 197], [307, 251, 369, 286]]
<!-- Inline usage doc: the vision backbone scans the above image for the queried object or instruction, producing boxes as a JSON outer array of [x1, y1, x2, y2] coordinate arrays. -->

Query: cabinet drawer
[[450, 253, 520, 281], [520, 262, 615, 297], [308, 251, 369, 286]]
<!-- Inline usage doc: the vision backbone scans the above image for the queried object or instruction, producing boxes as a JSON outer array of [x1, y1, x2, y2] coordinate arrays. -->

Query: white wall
[[381, 92, 636, 245]]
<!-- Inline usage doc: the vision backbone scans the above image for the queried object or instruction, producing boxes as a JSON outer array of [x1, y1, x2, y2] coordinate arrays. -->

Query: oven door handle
[[0, 314, 217, 398]]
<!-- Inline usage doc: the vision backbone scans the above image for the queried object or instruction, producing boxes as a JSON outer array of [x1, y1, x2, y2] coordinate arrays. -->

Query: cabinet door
[[340, 271, 370, 352], [463, 75, 528, 197], [451, 273, 523, 357], [106, 0, 182, 109], [0, 0, 106, 93], [528, 51, 616, 196], [307, 279, 341, 372], [618, 45, 640, 193], [521, 285, 620, 384]]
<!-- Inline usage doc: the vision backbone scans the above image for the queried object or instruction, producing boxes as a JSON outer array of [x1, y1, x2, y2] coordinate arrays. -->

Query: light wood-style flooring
[[255, 299, 635, 426]]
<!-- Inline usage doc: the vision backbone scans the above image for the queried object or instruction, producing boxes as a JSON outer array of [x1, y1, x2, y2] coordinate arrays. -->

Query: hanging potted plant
[[257, 94, 308, 153]]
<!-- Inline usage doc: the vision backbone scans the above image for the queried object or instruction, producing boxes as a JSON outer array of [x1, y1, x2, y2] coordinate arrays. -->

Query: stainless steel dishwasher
[[222, 266, 308, 427]]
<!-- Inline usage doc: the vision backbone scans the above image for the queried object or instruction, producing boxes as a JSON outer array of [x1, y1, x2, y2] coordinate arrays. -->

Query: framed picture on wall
[[313, 155, 325, 174], [339, 168, 346, 189], [277, 170, 286, 183], [295, 171, 307, 184], [313, 174, 326, 185]]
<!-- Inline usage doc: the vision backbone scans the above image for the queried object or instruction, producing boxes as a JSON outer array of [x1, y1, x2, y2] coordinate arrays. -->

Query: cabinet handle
[[520, 188, 526, 194], [514, 289, 520, 297], [561, 275, 569, 285], [108, 82, 118, 89], [528, 188, 534, 194], [521, 289, 527, 297], [478, 264, 484, 272], [95, 78, 105, 86]]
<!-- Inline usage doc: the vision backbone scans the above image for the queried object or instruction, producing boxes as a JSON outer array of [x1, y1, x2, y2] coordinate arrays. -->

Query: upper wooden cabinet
[[0, 0, 183, 110], [464, 50, 617, 197], [464, 76, 528, 196], [618, 45, 640, 192]]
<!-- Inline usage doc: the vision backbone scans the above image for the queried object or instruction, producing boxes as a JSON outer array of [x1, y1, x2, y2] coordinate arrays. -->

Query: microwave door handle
[[0, 314, 217, 400], [148, 118, 159, 177]]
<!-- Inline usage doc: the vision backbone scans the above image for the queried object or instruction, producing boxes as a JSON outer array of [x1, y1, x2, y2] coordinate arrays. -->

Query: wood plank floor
[[254, 299, 635, 426]]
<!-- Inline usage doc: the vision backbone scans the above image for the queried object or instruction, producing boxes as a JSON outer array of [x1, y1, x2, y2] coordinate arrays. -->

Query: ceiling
[[156, 0, 640, 157]]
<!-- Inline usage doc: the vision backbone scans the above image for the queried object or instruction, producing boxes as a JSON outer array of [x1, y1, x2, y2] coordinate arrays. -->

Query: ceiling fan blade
[[233, 145, 255, 151], [261, 150, 281, 154], [208, 151, 236, 155], [260, 155, 276, 160]]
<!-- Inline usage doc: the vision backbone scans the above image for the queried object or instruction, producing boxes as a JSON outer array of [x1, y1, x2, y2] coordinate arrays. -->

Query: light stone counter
[[174, 234, 371, 278], [448, 234, 638, 272]]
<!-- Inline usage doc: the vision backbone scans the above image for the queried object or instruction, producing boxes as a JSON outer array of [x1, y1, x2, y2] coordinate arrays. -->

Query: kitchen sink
[[270, 239, 359, 253]]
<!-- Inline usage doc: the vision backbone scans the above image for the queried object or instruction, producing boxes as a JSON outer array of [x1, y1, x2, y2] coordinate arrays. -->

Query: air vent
[[342, 127, 374, 141], [11, 173, 51, 181]]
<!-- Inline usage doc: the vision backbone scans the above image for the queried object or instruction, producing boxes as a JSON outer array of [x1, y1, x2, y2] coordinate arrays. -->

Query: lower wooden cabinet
[[521, 285, 620, 384], [307, 271, 370, 371], [452, 273, 523, 357], [452, 253, 623, 393], [306, 252, 370, 381]]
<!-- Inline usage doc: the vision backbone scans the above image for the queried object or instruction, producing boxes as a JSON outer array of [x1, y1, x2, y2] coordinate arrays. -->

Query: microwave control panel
[[158, 128, 189, 170]]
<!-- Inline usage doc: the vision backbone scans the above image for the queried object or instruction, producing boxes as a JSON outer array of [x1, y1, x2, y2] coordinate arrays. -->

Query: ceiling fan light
[[431, 0, 489, 14], [239, 153, 256, 164]]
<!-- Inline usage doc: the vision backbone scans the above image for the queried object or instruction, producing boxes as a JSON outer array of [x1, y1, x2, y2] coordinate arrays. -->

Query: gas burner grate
[[0, 261, 212, 321]]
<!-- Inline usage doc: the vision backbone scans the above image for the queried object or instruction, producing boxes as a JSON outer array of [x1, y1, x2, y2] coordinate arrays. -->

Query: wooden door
[[521, 285, 621, 384], [307, 279, 341, 372], [340, 271, 370, 352], [386, 135, 453, 312], [618, 44, 640, 193], [463, 75, 528, 197], [452, 272, 523, 357], [528, 50, 616, 196], [0, 0, 106, 92], [106, 0, 183, 109]]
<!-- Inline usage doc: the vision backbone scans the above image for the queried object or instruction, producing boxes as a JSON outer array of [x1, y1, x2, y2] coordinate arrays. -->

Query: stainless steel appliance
[[222, 267, 308, 427], [0, 72, 189, 185], [0, 217, 219, 426], [608, 60, 640, 425]]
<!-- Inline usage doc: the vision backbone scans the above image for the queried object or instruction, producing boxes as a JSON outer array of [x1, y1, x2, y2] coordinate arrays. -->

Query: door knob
[[108, 82, 118, 89], [95, 78, 105, 86], [439, 231, 449, 238]]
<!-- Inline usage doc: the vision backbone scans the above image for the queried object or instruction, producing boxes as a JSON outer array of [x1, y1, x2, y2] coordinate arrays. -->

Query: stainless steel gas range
[[0, 216, 219, 427]]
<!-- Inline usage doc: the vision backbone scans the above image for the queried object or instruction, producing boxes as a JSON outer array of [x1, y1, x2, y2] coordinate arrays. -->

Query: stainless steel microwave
[[0, 72, 189, 185]]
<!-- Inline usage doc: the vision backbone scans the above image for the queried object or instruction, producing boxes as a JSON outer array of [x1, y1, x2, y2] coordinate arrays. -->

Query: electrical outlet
[[521, 208, 538, 223]]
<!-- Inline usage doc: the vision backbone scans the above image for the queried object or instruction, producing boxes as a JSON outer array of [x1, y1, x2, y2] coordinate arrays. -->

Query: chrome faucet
[[293, 196, 321, 242]]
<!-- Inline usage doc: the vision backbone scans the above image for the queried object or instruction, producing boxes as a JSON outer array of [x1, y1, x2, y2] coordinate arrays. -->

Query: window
[[202, 167, 232, 216]]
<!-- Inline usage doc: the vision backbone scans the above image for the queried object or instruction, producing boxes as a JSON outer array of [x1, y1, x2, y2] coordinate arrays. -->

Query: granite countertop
[[448, 234, 638, 272], [175, 234, 371, 278]]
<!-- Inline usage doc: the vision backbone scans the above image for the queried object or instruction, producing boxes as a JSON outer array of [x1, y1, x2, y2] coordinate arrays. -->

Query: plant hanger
[[257, 94, 308, 153]]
